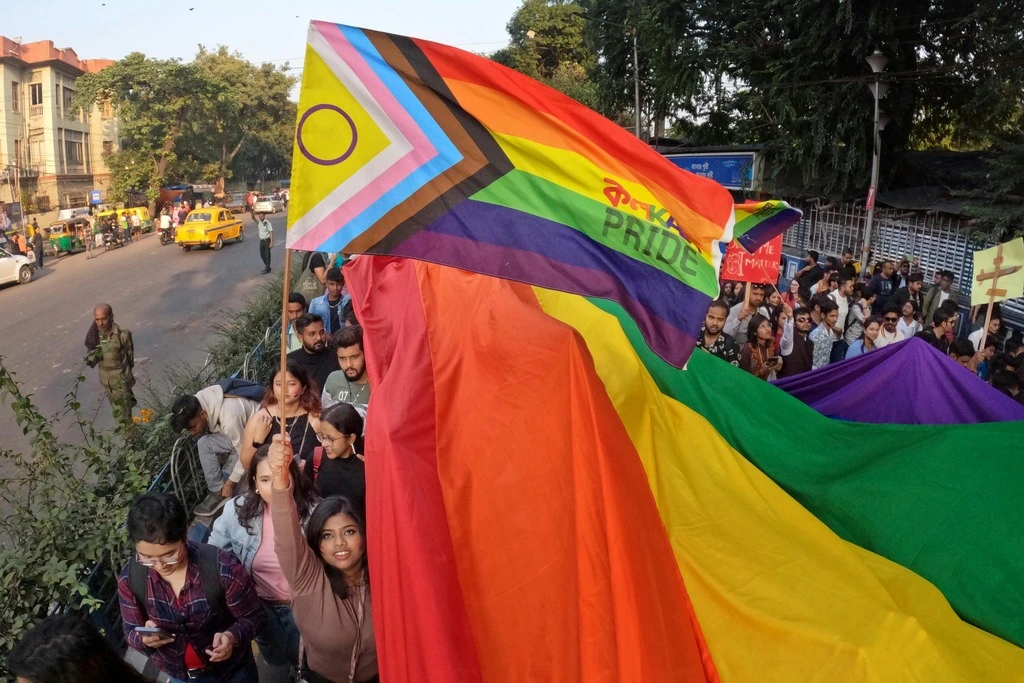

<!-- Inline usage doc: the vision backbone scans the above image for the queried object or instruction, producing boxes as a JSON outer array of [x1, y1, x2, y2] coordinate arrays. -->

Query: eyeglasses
[[884, 317, 898, 322], [317, 433, 340, 445], [136, 547, 182, 567]]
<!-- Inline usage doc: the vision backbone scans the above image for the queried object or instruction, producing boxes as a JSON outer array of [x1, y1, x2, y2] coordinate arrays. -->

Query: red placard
[[722, 235, 782, 284]]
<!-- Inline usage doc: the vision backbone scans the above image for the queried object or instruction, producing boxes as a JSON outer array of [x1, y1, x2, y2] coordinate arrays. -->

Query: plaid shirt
[[118, 542, 266, 681]]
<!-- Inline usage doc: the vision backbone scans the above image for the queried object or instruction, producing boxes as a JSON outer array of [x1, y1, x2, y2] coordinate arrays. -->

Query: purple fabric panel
[[771, 337, 1024, 425]]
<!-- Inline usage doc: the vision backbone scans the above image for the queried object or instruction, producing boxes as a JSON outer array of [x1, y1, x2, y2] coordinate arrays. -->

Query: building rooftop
[[0, 35, 113, 74]]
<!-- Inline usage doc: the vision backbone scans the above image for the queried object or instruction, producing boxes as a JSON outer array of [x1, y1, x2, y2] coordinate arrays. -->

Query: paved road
[[0, 212, 288, 453]]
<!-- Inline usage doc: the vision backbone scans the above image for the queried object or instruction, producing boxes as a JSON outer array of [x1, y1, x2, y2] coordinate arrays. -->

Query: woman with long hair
[[9, 612, 153, 683], [268, 435, 378, 683], [780, 278, 800, 310], [308, 402, 366, 503], [210, 445, 319, 670], [759, 285, 783, 335], [846, 315, 883, 358], [241, 361, 321, 472], [739, 314, 781, 380]]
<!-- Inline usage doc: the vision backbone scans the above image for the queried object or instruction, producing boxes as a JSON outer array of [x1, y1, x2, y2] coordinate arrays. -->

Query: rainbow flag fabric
[[287, 21, 740, 367], [345, 255, 1024, 683], [732, 199, 802, 252]]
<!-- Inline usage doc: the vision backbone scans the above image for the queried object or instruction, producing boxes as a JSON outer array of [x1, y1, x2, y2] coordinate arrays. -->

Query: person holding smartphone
[[117, 493, 266, 683], [739, 314, 782, 380]]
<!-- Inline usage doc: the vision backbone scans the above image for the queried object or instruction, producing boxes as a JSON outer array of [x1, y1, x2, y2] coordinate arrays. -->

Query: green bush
[[0, 276, 284, 682]]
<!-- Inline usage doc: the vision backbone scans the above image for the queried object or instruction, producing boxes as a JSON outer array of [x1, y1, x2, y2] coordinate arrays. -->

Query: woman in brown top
[[267, 434, 378, 682]]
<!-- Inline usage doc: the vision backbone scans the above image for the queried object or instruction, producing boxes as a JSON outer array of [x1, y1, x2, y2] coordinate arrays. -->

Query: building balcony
[[29, 104, 43, 118]]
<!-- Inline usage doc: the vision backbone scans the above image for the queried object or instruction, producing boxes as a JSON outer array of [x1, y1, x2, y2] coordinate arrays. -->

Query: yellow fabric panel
[[534, 287, 1024, 682]]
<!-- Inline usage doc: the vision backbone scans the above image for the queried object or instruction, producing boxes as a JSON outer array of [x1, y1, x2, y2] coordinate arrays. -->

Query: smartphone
[[135, 626, 172, 639], [766, 356, 782, 367]]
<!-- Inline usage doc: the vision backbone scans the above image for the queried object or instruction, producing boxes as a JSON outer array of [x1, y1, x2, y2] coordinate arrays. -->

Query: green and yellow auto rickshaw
[[47, 217, 89, 256]]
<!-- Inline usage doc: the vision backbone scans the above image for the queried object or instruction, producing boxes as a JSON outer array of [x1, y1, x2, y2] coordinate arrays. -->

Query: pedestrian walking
[[256, 212, 273, 274], [85, 303, 136, 421], [86, 219, 96, 259], [32, 226, 44, 268], [130, 211, 142, 239]]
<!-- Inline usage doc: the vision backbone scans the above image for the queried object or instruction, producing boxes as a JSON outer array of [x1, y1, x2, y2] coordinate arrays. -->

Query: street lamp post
[[861, 49, 889, 278]]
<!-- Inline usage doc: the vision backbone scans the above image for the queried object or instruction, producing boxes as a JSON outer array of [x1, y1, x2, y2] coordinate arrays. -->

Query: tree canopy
[[75, 49, 296, 204], [496, 0, 1024, 216]]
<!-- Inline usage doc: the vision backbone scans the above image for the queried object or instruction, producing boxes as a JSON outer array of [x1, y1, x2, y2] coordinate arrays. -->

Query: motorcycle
[[158, 224, 174, 246], [103, 230, 124, 251]]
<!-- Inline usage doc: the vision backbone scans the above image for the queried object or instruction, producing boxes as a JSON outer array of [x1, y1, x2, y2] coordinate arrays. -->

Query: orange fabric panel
[[409, 259, 717, 682]]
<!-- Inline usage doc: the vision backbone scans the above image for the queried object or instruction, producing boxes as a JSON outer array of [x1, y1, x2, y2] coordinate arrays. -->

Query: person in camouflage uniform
[[87, 304, 136, 420]]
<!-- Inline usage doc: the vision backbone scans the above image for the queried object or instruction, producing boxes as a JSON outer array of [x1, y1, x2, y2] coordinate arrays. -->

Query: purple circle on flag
[[296, 104, 358, 166]]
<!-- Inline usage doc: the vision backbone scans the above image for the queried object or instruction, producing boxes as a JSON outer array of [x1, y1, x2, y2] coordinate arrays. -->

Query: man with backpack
[[118, 492, 266, 683], [171, 379, 262, 515]]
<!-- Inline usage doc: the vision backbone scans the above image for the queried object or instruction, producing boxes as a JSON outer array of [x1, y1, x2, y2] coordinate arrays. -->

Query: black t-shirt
[[308, 252, 327, 273], [304, 451, 365, 505], [287, 347, 340, 394], [797, 265, 823, 292]]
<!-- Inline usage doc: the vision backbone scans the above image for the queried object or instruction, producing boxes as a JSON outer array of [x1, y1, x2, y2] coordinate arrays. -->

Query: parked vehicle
[[175, 208, 244, 251], [223, 192, 248, 213], [95, 207, 154, 234], [48, 218, 89, 256], [252, 195, 285, 214], [0, 247, 35, 286]]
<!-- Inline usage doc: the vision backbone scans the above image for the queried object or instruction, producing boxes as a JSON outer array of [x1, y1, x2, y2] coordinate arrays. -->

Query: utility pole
[[861, 49, 889, 277]]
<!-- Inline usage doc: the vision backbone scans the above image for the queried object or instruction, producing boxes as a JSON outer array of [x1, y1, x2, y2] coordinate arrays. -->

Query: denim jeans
[[256, 601, 300, 667], [197, 433, 238, 493], [168, 650, 258, 683]]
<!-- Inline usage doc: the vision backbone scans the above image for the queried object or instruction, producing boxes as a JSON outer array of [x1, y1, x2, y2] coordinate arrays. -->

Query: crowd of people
[[699, 248, 1024, 401]]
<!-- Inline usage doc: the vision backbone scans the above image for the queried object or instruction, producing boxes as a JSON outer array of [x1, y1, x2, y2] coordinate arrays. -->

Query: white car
[[252, 195, 285, 214], [0, 248, 34, 286]]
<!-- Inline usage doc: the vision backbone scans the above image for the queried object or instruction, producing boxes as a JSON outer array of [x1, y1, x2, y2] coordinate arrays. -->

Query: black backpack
[[216, 377, 266, 404], [128, 543, 230, 627]]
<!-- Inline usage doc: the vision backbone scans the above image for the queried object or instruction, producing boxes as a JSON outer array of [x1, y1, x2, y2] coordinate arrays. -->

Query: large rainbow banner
[[288, 21, 787, 367], [346, 256, 1024, 682]]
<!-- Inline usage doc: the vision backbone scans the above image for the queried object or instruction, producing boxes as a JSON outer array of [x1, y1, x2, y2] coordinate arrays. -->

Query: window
[[10, 82, 19, 112], [65, 140, 84, 164], [14, 140, 22, 166], [102, 100, 113, 119], [29, 83, 43, 105], [102, 140, 113, 155], [62, 87, 75, 118]]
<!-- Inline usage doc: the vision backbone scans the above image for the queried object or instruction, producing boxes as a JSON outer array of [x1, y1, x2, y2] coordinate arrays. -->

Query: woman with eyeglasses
[[241, 361, 321, 473], [307, 402, 366, 503], [846, 315, 884, 358], [117, 493, 266, 683], [209, 445, 319, 672], [268, 435, 378, 683]]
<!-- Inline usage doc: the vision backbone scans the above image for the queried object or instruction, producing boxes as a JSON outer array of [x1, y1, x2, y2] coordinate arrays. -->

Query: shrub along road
[[0, 212, 288, 453]]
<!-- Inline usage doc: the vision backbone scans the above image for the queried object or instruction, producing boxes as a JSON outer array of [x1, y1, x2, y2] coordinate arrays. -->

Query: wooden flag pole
[[278, 248, 293, 439]]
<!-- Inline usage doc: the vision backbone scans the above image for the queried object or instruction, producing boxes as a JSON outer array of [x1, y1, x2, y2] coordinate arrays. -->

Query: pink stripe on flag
[[293, 22, 440, 251]]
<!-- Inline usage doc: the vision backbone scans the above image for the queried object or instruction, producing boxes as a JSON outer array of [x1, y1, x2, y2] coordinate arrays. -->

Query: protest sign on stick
[[723, 235, 783, 285], [971, 239, 1024, 349]]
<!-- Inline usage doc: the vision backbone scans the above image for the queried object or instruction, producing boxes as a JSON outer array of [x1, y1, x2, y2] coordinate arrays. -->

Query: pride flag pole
[[278, 248, 293, 440]]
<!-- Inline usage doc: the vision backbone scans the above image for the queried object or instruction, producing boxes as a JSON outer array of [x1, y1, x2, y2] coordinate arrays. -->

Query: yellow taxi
[[175, 208, 244, 251]]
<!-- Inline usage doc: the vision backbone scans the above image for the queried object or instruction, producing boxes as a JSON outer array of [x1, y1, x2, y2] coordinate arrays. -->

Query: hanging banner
[[722, 234, 782, 284]]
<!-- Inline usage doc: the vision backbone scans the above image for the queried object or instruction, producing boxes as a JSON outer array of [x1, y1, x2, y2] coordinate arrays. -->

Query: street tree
[[190, 47, 297, 193], [74, 53, 213, 204], [491, 0, 600, 109]]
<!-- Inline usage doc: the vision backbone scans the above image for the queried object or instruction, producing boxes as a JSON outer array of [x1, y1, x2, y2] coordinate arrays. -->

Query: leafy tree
[[190, 47, 297, 192], [492, 0, 601, 109], [74, 54, 213, 204], [230, 112, 297, 188]]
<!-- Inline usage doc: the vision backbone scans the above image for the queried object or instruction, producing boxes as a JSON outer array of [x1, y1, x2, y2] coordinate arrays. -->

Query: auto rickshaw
[[95, 207, 154, 237], [47, 218, 88, 256]]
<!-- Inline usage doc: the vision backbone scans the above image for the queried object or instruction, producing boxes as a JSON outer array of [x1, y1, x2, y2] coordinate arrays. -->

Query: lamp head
[[865, 49, 889, 74]]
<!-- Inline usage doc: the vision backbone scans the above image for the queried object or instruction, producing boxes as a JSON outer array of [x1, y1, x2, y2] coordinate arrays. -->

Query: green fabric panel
[[471, 170, 719, 297], [587, 296, 1024, 648]]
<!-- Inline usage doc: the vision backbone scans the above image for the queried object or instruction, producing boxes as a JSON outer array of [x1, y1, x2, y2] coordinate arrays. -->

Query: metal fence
[[783, 202, 1024, 334]]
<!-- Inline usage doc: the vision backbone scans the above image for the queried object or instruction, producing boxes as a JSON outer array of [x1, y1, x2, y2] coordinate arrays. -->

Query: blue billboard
[[664, 153, 756, 190]]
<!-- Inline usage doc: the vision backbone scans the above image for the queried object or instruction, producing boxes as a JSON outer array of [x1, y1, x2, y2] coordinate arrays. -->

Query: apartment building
[[0, 35, 119, 213]]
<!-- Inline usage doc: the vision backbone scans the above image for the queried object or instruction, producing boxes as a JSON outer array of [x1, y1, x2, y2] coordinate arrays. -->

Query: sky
[[6, 0, 519, 77]]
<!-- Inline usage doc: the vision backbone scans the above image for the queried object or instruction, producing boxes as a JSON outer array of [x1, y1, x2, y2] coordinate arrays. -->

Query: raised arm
[[268, 434, 323, 596]]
